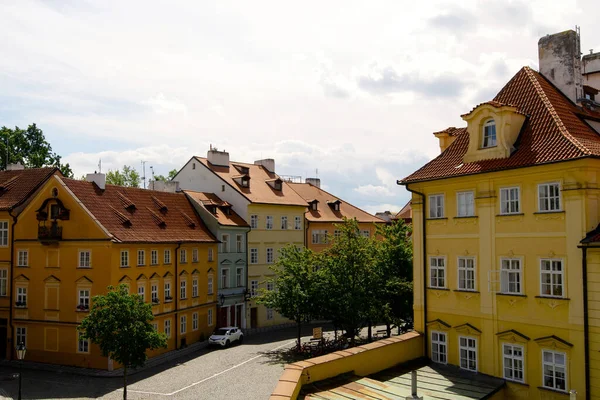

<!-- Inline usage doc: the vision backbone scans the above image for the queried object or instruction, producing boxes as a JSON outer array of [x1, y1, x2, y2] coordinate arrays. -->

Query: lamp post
[[219, 294, 225, 307], [16, 342, 26, 400]]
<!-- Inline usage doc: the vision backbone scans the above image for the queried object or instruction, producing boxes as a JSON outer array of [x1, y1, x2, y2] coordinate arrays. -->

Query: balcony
[[38, 224, 62, 243]]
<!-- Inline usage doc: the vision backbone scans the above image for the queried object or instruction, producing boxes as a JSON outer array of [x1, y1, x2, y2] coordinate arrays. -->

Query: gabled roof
[[401, 67, 600, 184], [0, 167, 59, 211], [194, 157, 307, 206], [184, 191, 249, 227], [395, 201, 412, 221], [288, 182, 384, 223], [61, 177, 217, 244]]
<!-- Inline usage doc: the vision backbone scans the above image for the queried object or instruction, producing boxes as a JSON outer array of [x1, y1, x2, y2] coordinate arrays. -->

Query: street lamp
[[16, 342, 26, 400], [219, 294, 225, 307]]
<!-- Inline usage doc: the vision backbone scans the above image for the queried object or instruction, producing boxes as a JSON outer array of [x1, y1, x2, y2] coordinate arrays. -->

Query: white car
[[208, 327, 244, 347]]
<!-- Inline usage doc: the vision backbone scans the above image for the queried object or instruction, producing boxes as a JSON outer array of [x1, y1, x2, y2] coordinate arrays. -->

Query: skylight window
[[482, 119, 497, 148]]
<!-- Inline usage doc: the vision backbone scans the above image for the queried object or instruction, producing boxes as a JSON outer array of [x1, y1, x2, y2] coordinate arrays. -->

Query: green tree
[[257, 245, 322, 350], [78, 284, 167, 399], [0, 124, 73, 177], [154, 169, 178, 182], [320, 218, 378, 346], [106, 165, 141, 187]]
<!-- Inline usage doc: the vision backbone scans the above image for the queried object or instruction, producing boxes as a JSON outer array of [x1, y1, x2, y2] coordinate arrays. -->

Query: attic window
[[309, 200, 318, 211], [192, 163, 196, 170], [274, 181, 282, 191], [241, 177, 249, 188], [233, 164, 250, 175], [221, 205, 232, 215], [207, 205, 217, 214], [328, 201, 341, 212], [482, 119, 497, 148]]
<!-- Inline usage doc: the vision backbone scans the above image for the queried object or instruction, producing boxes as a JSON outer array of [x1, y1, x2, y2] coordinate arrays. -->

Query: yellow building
[[287, 179, 384, 252], [400, 31, 600, 399], [10, 173, 218, 369], [0, 166, 60, 360], [175, 150, 307, 329]]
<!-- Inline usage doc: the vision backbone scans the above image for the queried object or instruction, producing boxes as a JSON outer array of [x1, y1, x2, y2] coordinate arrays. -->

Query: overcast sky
[[1, 0, 599, 214]]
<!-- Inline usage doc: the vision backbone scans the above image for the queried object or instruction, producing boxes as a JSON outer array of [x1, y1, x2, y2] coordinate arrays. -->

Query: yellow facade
[[245, 203, 305, 328], [406, 159, 600, 399], [10, 177, 217, 369], [0, 212, 14, 359]]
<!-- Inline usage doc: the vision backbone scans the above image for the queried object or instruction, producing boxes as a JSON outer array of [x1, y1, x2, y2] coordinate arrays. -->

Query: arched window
[[482, 119, 497, 148]]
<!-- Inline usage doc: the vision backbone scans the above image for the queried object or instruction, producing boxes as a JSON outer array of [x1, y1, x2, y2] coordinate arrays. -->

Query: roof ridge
[[524, 66, 591, 155]]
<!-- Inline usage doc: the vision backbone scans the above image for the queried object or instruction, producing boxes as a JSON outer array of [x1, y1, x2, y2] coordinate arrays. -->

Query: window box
[[76, 304, 90, 312], [152, 298, 160, 305], [165, 296, 173, 302], [15, 301, 27, 308]]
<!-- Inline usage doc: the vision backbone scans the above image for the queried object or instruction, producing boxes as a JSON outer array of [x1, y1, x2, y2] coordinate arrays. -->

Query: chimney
[[538, 29, 583, 103], [305, 178, 321, 188], [254, 159, 275, 173], [6, 163, 24, 171], [86, 173, 106, 190], [150, 180, 180, 193], [207, 149, 230, 167]]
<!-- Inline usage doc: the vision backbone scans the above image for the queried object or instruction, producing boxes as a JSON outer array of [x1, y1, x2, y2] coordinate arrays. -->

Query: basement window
[[482, 119, 497, 148]]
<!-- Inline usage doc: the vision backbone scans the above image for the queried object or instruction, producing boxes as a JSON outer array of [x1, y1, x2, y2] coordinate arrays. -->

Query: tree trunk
[[367, 322, 372, 342], [386, 322, 391, 338], [297, 321, 302, 351], [123, 365, 127, 400]]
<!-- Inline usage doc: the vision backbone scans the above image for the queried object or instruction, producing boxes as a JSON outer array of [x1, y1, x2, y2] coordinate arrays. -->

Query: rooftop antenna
[[141, 160, 147, 189], [5, 135, 8, 169], [98, 158, 102, 173], [150, 166, 155, 190]]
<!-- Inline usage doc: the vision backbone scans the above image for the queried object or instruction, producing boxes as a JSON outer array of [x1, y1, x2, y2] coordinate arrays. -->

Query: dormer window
[[241, 177, 249, 188], [482, 119, 497, 148], [274, 181, 282, 191], [327, 200, 341, 212], [309, 200, 318, 211]]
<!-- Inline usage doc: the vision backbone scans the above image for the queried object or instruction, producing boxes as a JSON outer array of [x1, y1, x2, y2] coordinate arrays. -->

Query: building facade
[[185, 191, 250, 328], [10, 173, 218, 369], [174, 150, 307, 329], [400, 30, 600, 399]]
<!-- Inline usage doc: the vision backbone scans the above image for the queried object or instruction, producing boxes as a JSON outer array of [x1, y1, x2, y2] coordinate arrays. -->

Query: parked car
[[208, 327, 244, 347]]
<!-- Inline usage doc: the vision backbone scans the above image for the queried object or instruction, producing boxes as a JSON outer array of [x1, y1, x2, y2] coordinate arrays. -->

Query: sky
[[1, 0, 599, 215]]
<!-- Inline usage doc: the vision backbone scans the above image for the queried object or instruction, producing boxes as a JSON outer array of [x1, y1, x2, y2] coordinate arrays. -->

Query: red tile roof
[[60, 177, 217, 243], [401, 67, 600, 184], [184, 191, 249, 227], [0, 167, 59, 211], [195, 157, 307, 206], [288, 182, 385, 223]]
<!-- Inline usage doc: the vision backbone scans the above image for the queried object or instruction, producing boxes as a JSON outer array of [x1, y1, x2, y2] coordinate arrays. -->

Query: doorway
[[250, 307, 257, 329], [0, 319, 7, 359]]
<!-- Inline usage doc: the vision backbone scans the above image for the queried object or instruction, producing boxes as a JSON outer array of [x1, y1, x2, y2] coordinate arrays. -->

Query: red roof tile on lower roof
[[401, 67, 600, 184], [61, 177, 217, 243], [0, 167, 59, 211]]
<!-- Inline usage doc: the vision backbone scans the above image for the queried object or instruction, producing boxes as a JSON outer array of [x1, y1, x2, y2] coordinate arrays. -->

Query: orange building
[[10, 173, 218, 369], [288, 179, 384, 251]]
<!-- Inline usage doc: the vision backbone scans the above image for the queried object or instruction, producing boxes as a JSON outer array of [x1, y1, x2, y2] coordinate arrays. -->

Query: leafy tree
[[78, 284, 167, 399], [154, 169, 178, 182], [257, 245, 322, 350], [0, 124, 73, 177], [106, 165, 141, 187], [320, 218, 378, 346]]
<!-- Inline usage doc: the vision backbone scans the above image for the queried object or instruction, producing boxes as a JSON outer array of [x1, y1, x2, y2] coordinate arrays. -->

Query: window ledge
[[496, 213, 525, 217], [150, 264, 159, 267], [76, 309, 90, 313], [17, 266, 29, 268], [164, 299, 173, 303], [535, 295, 570, 300], [496, 293, 527, 298], [533, 211, 565, 215], [453, 289, 480, 293], [453, 216, 478, 219], [120, 266, 131, 268], [426, 217, 448, 221], [537, 386, 569, 396], [427, 287, 450, 291], [77, 267, 92, 269], [137, 264, 146, 267], [180, 298, 188, 300]]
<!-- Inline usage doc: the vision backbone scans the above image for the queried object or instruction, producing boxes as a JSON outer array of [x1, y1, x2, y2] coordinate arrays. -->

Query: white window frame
[[250, 215, 258, 229], [429, 256, 446, 289], [151, 284, 158, 303], [266, 216, 273, 230], [361, 230, 370, 238], [0, 220, 8, 247], [266, 248, 274, 264], [180, 315, 187, 334], [16, 287, 27, 307], [164, 281, 172, 300], [312, 230, 328, 244], [266, 308, 274, 320], [236, 235, 243, 253], [78, 331, 89, 354], [500, 187, 520, 215], [208, 275, 214, 294], [16, 326, 27, 346], [192, 248, 198, 263], [180, 279, 187, 299], [459, 336, 478, 372], [267, 282, 274, 291], [79, 250, 91, 268], [120, 250, 129, 268], [221, 268, 229, 289], [482, 119, 497, 148], [78, 289, 90, 309], [236, 267, 243, 287], [428, 194, 444, 218], [457, 191, 475, 217], [542, 350, 567, 392], [208, 309, 213, 326], [294, 216, 301, 230], [431, 331, 447, 364], [540, 258, 564, 298], [208, 248, 214, 262], [501, 258, 523, 294], [180, 249, 187, 263], [192, 312, 198, 330], [137, 249, 145, 266], [137, 285, 145, 302], [538, 182, 561, 212], [250, 280, 259, 297], [164, 319, 171, 338], [0, 268, 7, 296], [150, 249, 158, 265], [502, 343, 525, 383], [192, 277, 198, 297], [221, 234, 230, 253], [164, 249, 171, 264], [457, 257, 476, 291], [250, 248, 258, 264], [17, 250, 29, 267], [281, 216, 288, 230]]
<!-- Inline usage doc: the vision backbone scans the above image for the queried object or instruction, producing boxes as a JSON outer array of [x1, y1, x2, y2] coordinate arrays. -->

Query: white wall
[[175, 157, 251, 219]]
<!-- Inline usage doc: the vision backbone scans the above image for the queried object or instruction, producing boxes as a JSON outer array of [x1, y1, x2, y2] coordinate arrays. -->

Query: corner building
[[11, 174, 218, 369], [401, 30, 600, 399]]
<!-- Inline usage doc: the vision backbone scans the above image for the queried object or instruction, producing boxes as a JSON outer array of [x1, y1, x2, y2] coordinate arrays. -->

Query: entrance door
[[0, 320, 6, 359], [218, 307, 228, 328], [236, 304, 243, 328], [250, 307, 258, 329]]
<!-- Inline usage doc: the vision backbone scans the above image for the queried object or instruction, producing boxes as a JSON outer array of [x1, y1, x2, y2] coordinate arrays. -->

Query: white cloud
[[361, 203, 404, 216], [354, 184, 395, 197], [141, 93, 188, 115]]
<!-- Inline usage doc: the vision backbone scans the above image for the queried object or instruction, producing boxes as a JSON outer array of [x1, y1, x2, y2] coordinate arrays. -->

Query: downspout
[[400, 183, 427, 358], [175, 242, 182, 350], [245, 227, 249, 330], [8, 208, 17, 360], [579, 244, 592, 400]]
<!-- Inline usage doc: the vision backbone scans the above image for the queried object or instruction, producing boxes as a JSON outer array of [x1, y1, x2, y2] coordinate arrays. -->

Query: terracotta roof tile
[[401, 67, 600, 184], [184, 191, 249, 227], [288, 182, 385, 223], [195, 157, 307, 206], [61, 177, 216, 243], [0, 167, 59, 211]]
